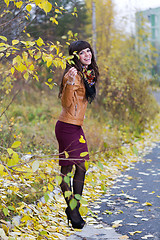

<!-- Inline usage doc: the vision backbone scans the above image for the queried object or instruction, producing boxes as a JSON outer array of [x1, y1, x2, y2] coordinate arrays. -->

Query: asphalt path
[[97, 142, 160, 240]]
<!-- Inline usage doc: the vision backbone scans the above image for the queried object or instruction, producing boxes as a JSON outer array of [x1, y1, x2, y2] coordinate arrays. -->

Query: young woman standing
[[55, 40, 99, 229]]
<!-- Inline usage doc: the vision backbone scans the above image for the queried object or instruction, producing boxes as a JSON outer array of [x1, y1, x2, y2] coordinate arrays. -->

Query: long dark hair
[[59, 40, 99, 99]]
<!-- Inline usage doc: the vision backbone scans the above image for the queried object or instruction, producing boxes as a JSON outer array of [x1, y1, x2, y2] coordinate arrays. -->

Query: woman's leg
[[60, 165, 73, 205], [60, 164, 85, 228], [73, 161, 86, 197]]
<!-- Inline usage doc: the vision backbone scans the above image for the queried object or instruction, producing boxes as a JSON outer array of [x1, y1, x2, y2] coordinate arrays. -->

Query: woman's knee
[[76, 162, 86, 174]]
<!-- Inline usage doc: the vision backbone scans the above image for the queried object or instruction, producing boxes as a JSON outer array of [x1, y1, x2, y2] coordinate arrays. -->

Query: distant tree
[[26, 0, 89, 43]]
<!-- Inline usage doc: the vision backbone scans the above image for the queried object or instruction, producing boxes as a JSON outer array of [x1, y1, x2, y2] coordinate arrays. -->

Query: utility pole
[[92, 1, 97, 59]]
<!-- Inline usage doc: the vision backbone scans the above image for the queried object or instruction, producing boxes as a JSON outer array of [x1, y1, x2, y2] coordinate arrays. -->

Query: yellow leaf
[[13, 55, 21, 65], [80, 152, 88, 157], [12, 152, 19, 164], [34, 0, 41, 5], [33, 74, 39, 81], [15, 1, 23, 8], [0, 47, 7, 52], [40, 0, 52, 14], [29, 64, 34, 71], [36, 37, 44, 47], [79, 206, 88, 216], [26, 4, 32, 12], [7, 148, 14, 155], [12, 40, 19, 45], [0, 36, 7, 42], [34, 51, 41, 60], [0, 164, 4, 175], [129, 231, 142, 236], [24, 72, 29, 80], [144, 202, 152, 206], [79, 135, 86, 143], [11, 141, 21, 148], [48, 78, 52, 82], [4, 0, 10, 7], [64, 151, 69, 158], [48, 183, 54, 191]]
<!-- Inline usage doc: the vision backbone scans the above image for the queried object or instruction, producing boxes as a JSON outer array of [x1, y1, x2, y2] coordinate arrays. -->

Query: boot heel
[[65, 207, 85, 229]]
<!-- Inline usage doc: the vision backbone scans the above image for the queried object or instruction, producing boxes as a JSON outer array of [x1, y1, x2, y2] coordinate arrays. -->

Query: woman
[[55, 40, 99, 229]]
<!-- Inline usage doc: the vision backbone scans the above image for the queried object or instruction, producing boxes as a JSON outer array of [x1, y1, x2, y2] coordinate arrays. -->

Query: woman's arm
[[61, 68, 80, 108]]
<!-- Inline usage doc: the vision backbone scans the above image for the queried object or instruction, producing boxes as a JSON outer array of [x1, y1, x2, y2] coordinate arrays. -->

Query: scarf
[[82, 66, 96, 104]]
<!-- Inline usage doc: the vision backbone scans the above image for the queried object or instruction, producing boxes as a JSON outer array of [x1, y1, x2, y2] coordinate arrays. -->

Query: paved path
[[152, 90, 160, 104], [67, 224, 123, 240], [96, 142, 160, 240]]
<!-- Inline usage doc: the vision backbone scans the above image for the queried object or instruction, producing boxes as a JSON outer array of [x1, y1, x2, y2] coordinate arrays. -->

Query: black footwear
[[65, 207, 85, 229]]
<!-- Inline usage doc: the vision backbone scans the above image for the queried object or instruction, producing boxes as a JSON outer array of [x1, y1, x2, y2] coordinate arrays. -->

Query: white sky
[[113, 0, 160, 33]]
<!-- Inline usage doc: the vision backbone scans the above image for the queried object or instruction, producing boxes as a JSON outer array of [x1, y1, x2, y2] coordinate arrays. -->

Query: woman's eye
[[79, 51, 84, 55], [87, 49, 91, 52]]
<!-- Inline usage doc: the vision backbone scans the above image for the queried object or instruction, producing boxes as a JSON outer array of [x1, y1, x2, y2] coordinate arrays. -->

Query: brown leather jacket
[[58, 71, 88, 126]]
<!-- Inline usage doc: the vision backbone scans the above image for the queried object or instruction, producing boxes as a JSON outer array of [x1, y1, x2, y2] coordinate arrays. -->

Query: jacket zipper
[[75, 104, 77, 116]]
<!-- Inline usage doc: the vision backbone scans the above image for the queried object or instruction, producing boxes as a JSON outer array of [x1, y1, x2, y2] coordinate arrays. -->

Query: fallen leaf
[[112, 220, 123, 228], [141, 234, 154, 239], [119, 236, 129, 239], [134, 215, 142, 218], [129, 231, 142, 235], [142, 202, 152, 206]]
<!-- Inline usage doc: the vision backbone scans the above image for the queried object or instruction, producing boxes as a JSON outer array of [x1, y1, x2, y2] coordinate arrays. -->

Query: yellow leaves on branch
[[11, 141, 21, 148], [0, 36, 7, 42], [15, 1, 23, 9], [26, 4, 32, 12], [36, 37, 44, 47], [38, 0, 52, 14]]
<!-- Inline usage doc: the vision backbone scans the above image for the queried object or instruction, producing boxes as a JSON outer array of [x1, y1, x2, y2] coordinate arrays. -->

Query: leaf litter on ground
[[0, 113, 160, 239]]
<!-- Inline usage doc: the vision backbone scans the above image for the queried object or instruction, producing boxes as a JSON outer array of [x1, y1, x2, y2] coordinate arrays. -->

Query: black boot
[[65, 206, 85, 229]]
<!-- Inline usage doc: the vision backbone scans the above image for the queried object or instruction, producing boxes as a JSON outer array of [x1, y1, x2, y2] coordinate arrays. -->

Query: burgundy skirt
[[55, 120, 89, 166]]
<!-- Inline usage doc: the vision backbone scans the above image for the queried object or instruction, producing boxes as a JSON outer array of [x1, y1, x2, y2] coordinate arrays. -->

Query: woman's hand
[[67, 67, 77, 85]]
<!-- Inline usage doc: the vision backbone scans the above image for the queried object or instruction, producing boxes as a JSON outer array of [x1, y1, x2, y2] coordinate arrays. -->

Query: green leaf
[[3, 208, 9, 216], [64, 176, 70, 184], [11, 141, 21, 148], [40, 230, 48, 236], [132, 146, 139, 156], [80, 198, 88, 205], [64, 191, 72, 198], [69, 198, 77, 210], [74, 194, 81, 200], [98, 161, 104, 170], [8, 206, 15, 211], [32, 160, 39, 172], [44, 193, 49, 203], [105, 210, 112, 215], [56, 175, 62, 185]]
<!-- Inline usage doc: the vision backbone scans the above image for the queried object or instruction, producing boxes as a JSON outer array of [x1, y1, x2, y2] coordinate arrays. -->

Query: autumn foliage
[[0, 0, 159, 239]]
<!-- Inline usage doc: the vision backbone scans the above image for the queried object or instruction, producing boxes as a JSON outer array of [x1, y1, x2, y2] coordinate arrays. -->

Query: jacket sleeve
[[61, 72, 80, 108]]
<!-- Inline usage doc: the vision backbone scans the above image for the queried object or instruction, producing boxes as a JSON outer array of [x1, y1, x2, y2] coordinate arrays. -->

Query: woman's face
[[78, 48, 92, 66]]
